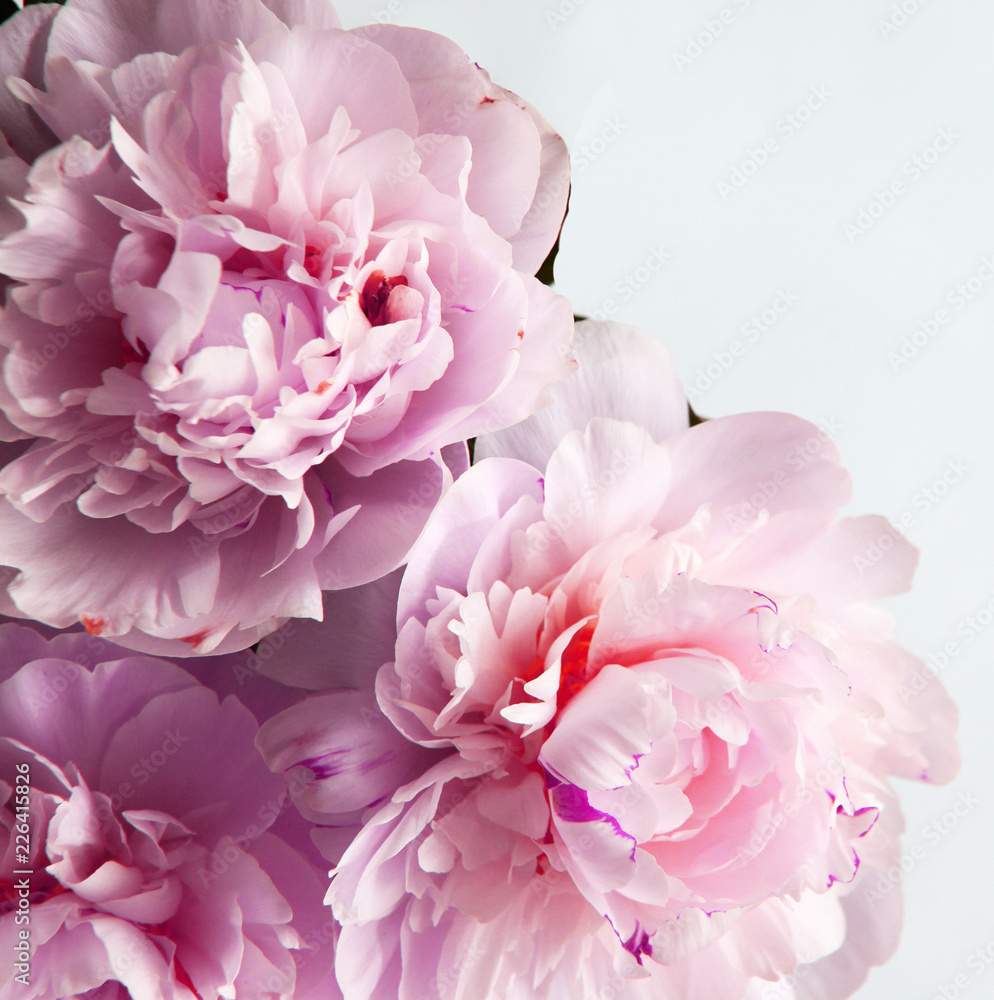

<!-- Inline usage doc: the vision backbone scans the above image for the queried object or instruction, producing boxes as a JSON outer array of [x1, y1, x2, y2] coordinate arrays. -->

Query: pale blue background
[[333, 2, 993, 997]]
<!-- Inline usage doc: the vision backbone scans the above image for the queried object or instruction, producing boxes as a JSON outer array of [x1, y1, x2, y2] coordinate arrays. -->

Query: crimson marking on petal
[[120, 339, 149, 367], [304, 245, 324, 278], [81, 615, 105, 636], [172, 953, 205, 1000], [180, 629, 210, 648], [480, 96, 497, 104], [556, 621, 597, 708], [316, 379, 334, 395], [517, 329, 525, 340], [361, 270, 409, 327]]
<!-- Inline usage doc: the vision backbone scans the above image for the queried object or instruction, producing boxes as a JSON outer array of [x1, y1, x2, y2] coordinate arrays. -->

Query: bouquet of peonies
[[0, 1, 959, 998]]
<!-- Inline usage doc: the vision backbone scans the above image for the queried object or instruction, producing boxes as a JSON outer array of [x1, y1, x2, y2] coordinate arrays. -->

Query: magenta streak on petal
[[550, 782, 638, 862], [622, 922, 653, 964], [827, 851, 861, 889], [623, 749, 648, 782], [605, 915, 654, 966], [299, 749, 397, 781], [853, 805, 880, 836], [750, 590, 778, 615]]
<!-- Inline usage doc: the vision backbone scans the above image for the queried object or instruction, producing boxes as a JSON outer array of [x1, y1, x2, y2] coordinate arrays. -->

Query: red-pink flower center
[[303, 244, 324, 278], [556, 622, 597, 708], [361, 270, 409, 326], [521, 621, 598, 712]]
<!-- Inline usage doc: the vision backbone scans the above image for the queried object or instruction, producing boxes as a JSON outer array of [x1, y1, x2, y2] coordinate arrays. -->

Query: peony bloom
[[0, 0, 573, 655], [0, 621, 340, 1000], [258, 322, 958, 1000]]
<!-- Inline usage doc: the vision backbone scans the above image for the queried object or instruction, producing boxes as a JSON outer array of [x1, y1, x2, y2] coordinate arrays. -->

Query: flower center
[[556, 621, 597, 708], [521, 620, 598, 712], [361, 270, 409, 326], [303, 244, 324, 278]]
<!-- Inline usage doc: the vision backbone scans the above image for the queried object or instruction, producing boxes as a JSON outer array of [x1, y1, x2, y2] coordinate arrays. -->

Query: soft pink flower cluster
[[0, 0, 572, 656], [0, 0, 959, 998], [257, 324, 958, 1000], [0, 623, 339, 999]]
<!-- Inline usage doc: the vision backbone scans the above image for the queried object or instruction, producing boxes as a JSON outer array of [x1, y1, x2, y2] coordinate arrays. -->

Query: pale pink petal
[[477, 320, 689, 471], [46, 0, 290, 68], [397, 455, 544, 625], [369, 24, 568, 272], [655, 412, 852, 535], [542, 664, 668, 792], [249, 27, 419, 142], [543, 418, 670, 560], [257, 688, 439, 814], [709, 511, 918, 605], [313, 448, 460, 592]]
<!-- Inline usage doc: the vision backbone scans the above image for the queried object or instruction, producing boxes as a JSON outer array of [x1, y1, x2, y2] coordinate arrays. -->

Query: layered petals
[[0, 623, 336, 1000], [267, 323, 957, 999], [0, 0, 573, 654]]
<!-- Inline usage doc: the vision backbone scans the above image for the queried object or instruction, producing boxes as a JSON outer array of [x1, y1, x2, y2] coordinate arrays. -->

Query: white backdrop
[[332, 2, 993, 998]]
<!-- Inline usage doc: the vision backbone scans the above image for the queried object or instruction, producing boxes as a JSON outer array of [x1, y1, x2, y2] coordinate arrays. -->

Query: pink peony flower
[[258, 322, 958, 1000], [0, 621, 340, 1000], [0, 0, 573, 655]]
